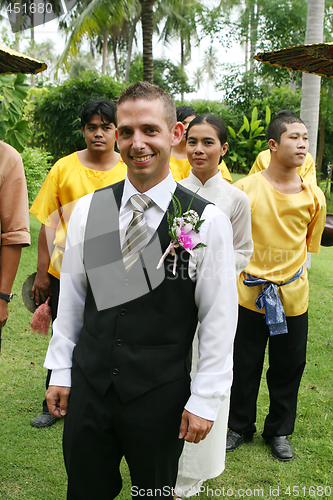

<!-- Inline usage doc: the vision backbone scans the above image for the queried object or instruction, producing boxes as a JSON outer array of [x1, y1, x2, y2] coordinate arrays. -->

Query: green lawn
[[0, 214, 332, 499]]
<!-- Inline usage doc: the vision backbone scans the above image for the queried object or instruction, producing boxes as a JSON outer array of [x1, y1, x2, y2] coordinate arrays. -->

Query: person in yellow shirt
[[249, 148, 317, 185], [170, 106, 232, 182], [227, 111, 326, 462]]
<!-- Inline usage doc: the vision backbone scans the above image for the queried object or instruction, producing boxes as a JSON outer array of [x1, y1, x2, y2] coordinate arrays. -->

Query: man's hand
[[31, 270, 52, 306], [179, 409, 214, 444], [0, 300, 9, 329], [45, 386, 71, 418]]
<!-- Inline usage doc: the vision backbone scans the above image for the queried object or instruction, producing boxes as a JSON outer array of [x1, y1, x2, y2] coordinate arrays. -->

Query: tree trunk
[[125, 14, 140, 82], [112, 37, 120, 77], [300, 0, 325, 161], [102, 29, 108, 75], [140, 0, 155, 83], [180, 36, 185, 101], [249, 1, 258, 71], [316, 113, 325, 177]]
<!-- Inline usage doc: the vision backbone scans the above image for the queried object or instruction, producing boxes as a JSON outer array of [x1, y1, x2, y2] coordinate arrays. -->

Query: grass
[[0, 214, 332, 499]]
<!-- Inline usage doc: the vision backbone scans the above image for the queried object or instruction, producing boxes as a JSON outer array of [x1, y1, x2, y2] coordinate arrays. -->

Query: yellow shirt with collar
[[30, 152, 128, 278], [234, 173, 326, 316], [249, 149, 317, 185]]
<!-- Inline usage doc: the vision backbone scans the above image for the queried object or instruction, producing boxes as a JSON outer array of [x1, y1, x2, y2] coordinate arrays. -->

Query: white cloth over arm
[[185, 203, 238, 421], [44, 195, 91, 388]]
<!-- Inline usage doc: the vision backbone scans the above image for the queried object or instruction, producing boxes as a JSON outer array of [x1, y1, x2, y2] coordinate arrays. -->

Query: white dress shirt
[[179, 170, 253, 275], [45, 173, 238, 421]]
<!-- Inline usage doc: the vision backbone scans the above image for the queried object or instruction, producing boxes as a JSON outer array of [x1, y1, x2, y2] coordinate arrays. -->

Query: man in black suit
[[44, 82, 238, 499]]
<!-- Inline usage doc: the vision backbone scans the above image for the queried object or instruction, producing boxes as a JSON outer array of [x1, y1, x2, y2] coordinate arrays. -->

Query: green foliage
[[29, 72, 125, 162], [128, 54, 194, 98], [0, 74, 31, 152], [252, 86, 301, 119], [176, 99, 232, 123], [21, 147, 52, 206], [227, 106, 271, 173]]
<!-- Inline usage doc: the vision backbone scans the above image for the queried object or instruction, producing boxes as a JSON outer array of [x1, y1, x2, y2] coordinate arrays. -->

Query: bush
[[0, 74, 30, 152], [29, 72, 125, 162], [21, 147, 52, 206], [227, 106, 271, 173]]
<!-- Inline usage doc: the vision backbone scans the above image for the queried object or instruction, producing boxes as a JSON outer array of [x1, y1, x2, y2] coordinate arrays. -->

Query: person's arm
[[180, 205, 238, 443], [44, 196, 90, 416], [230, 192, 253, 275], [31, 224, 55, 306], [0, 245, 22, 328]]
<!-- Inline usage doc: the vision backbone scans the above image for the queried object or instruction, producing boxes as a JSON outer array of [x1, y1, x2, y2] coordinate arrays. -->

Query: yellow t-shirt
[[234, 173, 326, 316], [169, 154, 232, 182], [30, 152, 129, 278], [249, 149, 317, 185]]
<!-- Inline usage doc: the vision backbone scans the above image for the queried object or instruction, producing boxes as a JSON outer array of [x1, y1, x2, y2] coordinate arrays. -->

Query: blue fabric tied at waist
[[243, 267, 303, 336]]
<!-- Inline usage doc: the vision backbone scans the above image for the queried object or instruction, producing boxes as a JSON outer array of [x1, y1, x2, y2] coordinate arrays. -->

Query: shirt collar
[[188, 169, 222, 188], [121, 172, 177, 212]]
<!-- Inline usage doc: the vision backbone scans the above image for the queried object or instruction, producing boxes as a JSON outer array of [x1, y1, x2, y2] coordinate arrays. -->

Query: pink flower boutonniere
[[157, 192, 207, 275]]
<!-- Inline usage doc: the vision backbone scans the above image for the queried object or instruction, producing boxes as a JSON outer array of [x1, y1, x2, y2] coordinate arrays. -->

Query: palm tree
[[155, 0, 201, 74], [192, 66, 204, 93], [202, 45, 219, 99], [56, 0, 138, 76], [139, 0, 156, 82], [300, 0, 325, 161]]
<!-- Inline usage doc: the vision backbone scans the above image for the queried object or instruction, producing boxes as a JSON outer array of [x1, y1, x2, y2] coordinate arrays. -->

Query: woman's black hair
[[186, 114, 228, 146], [176, 105, 197, 123]]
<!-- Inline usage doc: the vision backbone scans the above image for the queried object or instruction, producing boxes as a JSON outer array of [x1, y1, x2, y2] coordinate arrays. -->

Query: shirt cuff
[[184, 393, 224, 421], [1, 230, 30, 247], [47, 368, 72, 388]]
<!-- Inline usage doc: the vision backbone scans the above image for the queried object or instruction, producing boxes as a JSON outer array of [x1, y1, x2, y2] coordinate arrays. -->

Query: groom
[[44, 82, 238, 499]]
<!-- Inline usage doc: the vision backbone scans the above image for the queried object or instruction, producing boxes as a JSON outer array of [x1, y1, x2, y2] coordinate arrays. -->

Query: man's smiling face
[[116, 99, 183, 192]]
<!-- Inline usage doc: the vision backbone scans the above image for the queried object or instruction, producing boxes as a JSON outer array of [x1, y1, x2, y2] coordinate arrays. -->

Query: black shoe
[[30, 411, 59, 428], [266, 436, 294, 462], [226, 430, 253, 452]]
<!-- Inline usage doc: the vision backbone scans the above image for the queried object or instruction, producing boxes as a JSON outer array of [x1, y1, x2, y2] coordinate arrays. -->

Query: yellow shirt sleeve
[[30, 152, 128, 279], [169, 154, 190, 178], [218, 159, 232, 182]]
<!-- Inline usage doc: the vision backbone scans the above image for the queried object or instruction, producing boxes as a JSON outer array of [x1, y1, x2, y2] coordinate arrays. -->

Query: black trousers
[[228, 306, 308, 438], [43, 275, 60, 412], [63, 360, 190, 500]]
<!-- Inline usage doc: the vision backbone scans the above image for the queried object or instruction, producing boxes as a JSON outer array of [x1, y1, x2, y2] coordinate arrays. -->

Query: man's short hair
[[267, 110, 306, 143], [81, 99, 116, 128], [116, 82, 177, 130]]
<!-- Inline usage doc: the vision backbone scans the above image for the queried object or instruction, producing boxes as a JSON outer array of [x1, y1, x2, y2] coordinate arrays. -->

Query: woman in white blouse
[[175, 115, 253, 498]]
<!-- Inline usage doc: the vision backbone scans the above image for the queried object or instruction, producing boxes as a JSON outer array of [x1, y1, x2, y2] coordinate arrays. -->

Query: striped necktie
[[122, 194, 152, 271]]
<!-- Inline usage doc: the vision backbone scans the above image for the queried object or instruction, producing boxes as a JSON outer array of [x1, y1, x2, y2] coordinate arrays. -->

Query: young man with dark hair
[[44, 82, 238, 499], [249, 111, 317, 185], [30, 99, 127, 428], [227, 110, 326, 461]]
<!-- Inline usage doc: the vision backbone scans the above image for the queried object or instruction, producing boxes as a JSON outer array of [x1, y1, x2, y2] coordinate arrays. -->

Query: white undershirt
[[44, 173, 238, 421]]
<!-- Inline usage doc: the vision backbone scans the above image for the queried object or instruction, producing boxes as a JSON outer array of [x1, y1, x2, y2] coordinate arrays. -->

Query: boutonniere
[[157, 191, 207, 275]]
